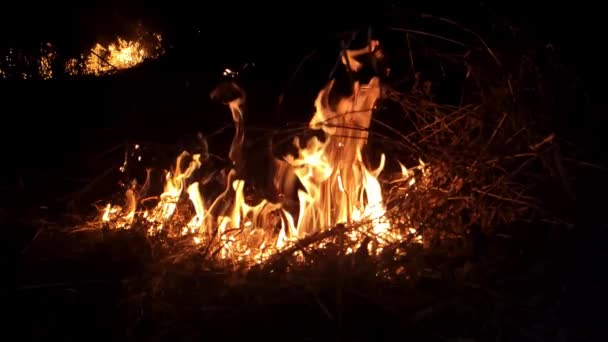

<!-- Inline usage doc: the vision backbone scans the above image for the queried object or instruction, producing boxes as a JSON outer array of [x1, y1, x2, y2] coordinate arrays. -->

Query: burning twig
[[89, 48, 119, 72], [265, 224, 345, 267]]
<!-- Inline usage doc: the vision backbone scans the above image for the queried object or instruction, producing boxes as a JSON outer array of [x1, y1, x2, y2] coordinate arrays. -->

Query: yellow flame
[[75, 33, 163, 76], [186, 182, 205, 234], [147, 153, 201, 234], [85, 39, 145, 75]]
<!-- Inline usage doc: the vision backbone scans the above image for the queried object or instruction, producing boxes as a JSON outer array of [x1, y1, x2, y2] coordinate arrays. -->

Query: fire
[[67, 32, 163, 76], [286, 76, 389, 237], [39, 43, 55, 80], [85, 38, 145, 75], [97, 43, 429, 267]]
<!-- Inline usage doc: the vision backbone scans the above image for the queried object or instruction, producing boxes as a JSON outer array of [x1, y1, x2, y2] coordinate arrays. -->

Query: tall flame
[[287, 77, 385, 236]]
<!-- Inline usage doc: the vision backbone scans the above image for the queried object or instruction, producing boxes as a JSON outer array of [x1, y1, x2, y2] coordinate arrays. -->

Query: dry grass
[[15, 18, 581, 341]]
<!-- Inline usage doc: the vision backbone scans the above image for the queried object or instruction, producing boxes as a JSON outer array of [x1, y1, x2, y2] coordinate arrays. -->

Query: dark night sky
[[0, 1, 598, 49], [0, 1, 600, 122], [0, 0, 600, 183], [0, 1, 600, 84], [0, 0, 599, 101]]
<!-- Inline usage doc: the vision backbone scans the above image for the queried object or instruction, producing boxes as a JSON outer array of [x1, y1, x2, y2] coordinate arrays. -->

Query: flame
[[66, 32, 163, 76], [85, 38, 145, 75], [146, 152, 201, 234], [39, 43, 55, 80], [98, 44, 430, 266], [287, 77, 388, 238], [186, 182, 205, 234]]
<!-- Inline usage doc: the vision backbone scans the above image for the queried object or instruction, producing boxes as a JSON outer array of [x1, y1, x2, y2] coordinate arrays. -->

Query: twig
[[473, 189, 537, 207], [328, 31, 358, 81], [390, 28, 466, 47], [371, 118, 423, 153], [470, 112, 509, 169], [529, 133, 555, 151], [485, 112, 509, 151], [266, 225, 345, 265], [90, 49, 119, 71], [420, 14, 502, 66], [57, 165, 118, 203], [406, 33, 416, 75], [505, 125, 530, 144], [20, 226, 43, 254], [90, 143, 126, 162], [563, 158, 608, 171], [510, 155, 538, 179], [278, 48, 318, 111]]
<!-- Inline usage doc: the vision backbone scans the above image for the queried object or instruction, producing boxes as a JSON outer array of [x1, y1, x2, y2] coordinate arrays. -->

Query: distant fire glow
[[0, 32, 163, 79], [38, 43, 55, 80], [71, 33, 163, 76]]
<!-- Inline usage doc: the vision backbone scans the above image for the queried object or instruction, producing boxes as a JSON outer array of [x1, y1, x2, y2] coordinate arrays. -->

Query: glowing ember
[[39, 43, 55, 80], [65, 56, 84, 76], [97, 43, 430, 267]]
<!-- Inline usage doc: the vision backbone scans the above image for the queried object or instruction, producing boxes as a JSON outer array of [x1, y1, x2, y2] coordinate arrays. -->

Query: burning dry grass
[[0, 30, 163, 79], [380, 89, 564, 239], [74, 27, 573, 280], [15, 21, 578, 341], [91, 66, 566, 272], [63, 42, 572, 339], [65, 32, 163, 76]]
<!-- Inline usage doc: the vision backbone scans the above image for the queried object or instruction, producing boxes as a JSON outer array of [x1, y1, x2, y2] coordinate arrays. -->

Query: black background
[[0, 0, 600, 201], [1, 1, 604, 339]]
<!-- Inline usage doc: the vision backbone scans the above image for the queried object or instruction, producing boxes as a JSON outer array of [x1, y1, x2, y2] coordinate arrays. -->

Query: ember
[[38, 43, 55, 80]]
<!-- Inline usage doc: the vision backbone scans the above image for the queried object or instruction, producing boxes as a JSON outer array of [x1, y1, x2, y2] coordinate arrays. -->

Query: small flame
[[85, 39, 145, 75], [398, 162, 409, 177], [65, 32, 163, 76], [186, 182, 205, 233], [102, 204, 112, 223]]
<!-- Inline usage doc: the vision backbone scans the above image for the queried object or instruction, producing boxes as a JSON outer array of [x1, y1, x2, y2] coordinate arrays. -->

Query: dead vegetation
[[14, 16, 584, 342]]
